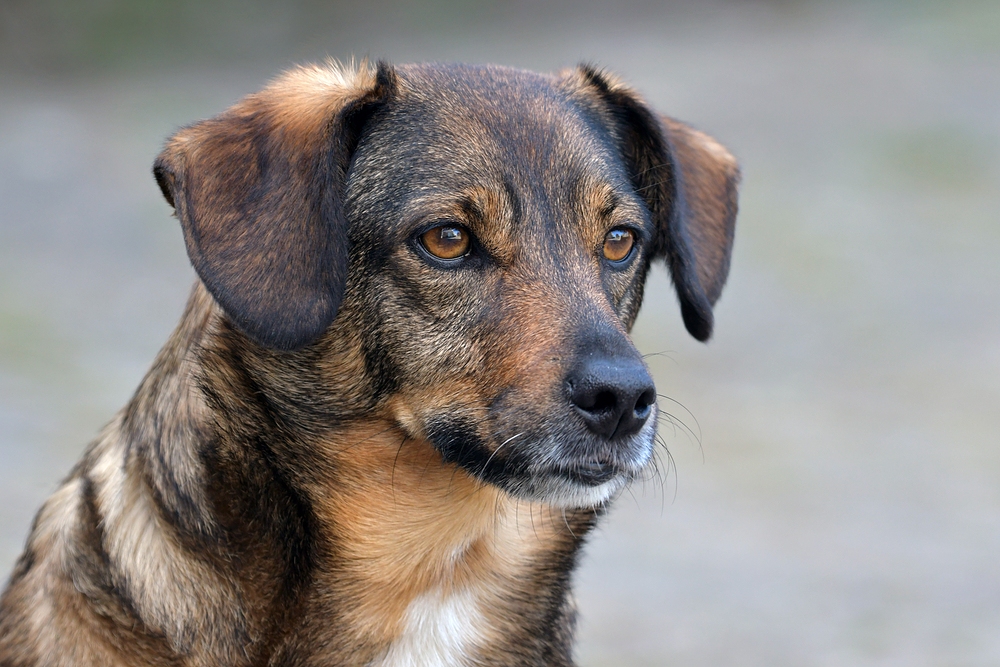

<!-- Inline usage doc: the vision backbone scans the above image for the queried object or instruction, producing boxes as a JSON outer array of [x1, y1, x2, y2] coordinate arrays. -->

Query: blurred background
[[1, 0, 998, 664]]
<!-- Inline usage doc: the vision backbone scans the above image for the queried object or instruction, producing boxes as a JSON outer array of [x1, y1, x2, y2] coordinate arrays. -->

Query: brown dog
[[0, 61, 738, 666]]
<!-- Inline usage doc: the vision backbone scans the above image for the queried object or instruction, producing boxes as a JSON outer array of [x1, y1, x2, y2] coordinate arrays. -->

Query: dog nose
[[567, 357, 656, 440]]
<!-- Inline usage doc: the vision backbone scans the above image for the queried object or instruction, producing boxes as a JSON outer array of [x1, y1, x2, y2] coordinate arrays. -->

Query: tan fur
[[305, 423, 566, 653]]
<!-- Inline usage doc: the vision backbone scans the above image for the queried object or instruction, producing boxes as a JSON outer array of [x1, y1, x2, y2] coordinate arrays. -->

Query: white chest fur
[[374, 587, 487, 667]]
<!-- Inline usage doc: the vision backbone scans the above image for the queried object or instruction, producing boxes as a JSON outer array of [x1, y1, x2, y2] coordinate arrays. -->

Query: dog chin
[[510, 439, 656, 509], [522, 474, 630, 509], [424, 415, 657, 509]]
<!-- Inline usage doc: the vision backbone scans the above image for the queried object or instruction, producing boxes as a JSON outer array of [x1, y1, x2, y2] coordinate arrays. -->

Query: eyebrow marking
[[459, 197, 485, 225], [501, 174, 522, 226], [599, 190, 619, 218], [578, 177, 620, 220]]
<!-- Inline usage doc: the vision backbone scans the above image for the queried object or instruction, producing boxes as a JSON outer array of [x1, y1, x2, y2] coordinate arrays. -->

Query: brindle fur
[[0, 61, 739, 666]]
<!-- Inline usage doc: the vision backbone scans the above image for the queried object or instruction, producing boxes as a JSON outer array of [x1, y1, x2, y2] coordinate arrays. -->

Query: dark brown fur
[[0, 61, 739, 666]]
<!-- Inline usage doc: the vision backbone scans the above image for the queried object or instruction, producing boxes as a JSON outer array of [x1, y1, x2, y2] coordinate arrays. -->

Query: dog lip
[[552, 461, 620, 486]]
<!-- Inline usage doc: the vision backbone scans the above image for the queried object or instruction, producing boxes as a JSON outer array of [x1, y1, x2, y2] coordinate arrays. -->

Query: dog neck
[[302, 423, 591, 665]]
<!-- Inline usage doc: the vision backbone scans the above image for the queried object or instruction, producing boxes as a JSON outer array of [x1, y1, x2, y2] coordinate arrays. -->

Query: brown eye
[[603, 228, 635, 262], [420, 224, 471, 260]]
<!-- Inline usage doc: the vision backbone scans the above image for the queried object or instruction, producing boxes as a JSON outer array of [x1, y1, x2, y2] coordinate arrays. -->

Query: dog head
[[153, 61, 738, 508]]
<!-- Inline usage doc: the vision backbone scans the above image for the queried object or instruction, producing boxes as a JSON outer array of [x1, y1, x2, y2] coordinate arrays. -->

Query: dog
[[0, 61, 738, 666]]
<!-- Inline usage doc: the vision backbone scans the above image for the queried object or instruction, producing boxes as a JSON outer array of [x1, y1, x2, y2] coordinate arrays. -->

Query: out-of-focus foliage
[[0, 0, 516, 74]]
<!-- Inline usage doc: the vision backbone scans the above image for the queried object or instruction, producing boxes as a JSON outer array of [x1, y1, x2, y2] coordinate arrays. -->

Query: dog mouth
[[423, 413, 655, 507], [521, 454, 643, 509], [550, 460, 620, 487]]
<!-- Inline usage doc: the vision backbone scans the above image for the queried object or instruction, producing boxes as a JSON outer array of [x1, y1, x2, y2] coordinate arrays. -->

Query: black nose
[[567, 356, 656, 440]]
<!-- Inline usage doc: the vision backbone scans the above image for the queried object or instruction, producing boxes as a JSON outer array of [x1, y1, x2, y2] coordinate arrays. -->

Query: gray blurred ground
[[1, 1, 999, 665]]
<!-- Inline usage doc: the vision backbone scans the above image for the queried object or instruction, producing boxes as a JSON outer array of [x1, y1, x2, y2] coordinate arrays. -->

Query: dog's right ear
[[153, 62, 396, 351], [564, 65, 739, 342]]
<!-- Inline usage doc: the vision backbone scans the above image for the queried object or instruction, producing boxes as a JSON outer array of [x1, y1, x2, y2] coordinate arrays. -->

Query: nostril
[[591, 390, 617, 413], [568, 381, 618, 415], [633, 388, 655, 419]]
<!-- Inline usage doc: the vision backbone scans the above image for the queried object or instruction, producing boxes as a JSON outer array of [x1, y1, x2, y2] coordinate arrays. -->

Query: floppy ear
[[153, 62, 396, 351], [570, 65, 740, 342]]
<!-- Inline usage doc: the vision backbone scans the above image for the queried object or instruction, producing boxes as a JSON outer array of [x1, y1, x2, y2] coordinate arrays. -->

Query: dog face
[[154, 62, 738, 508]]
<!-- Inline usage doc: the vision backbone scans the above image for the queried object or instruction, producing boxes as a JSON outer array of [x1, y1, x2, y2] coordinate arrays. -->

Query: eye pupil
[[421, 224, 471, 260], [603, 228, 635, 262]]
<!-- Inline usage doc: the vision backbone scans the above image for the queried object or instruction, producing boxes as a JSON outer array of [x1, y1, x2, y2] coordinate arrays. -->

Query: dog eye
[[420, 224, 472, 260], [603, 228, 635, 263]]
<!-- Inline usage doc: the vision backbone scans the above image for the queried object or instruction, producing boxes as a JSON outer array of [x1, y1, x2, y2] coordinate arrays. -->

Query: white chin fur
[[520, 423, 657, 509], [490, 411, 659, 509], [530, 474, 630, 509]]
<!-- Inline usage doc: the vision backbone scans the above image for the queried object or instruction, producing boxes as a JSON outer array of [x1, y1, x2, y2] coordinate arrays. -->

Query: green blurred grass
[[0, 0, 505, 74], [4, 0, 1000, 76]]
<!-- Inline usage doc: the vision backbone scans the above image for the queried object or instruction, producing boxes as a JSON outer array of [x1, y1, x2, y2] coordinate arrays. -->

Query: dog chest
[[373, 586, 486, 667]]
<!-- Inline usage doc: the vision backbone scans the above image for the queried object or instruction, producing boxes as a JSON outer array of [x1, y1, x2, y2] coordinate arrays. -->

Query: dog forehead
[[396, 62, 564, 111], [357, 64, 620, 188]]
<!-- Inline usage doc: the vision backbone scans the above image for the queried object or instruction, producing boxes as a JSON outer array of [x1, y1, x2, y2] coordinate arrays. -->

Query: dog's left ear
[[568, 66, 740, 342], [153, 62, 396, 351]]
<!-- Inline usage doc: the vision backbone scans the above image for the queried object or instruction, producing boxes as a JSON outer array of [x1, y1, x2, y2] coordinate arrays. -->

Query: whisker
[[529, 503, 539, 541], [625, 485, 641, 511], [655, 410, 680, 439], [391, 435, 408, 506], [660, 411, 700, 448], [326, 424, 397, 454], [630, 161, 673, 181], [656, 393, 703, 444], [641, 350, 678, 364], [480, 432, 525, 478], [561, 508, 577, 538], [492, 493, 504, 550], [650, 432, 679, 504], [515, 501, 522, 540]]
